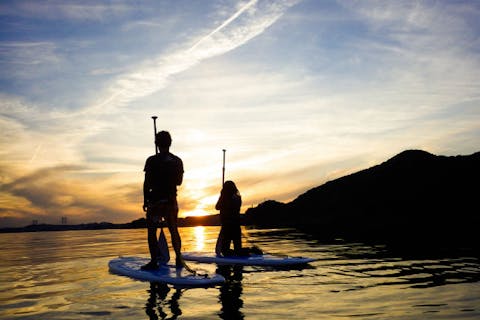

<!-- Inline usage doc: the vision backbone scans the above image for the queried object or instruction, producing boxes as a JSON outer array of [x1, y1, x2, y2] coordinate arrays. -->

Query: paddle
[[215, 149, 227, 256]]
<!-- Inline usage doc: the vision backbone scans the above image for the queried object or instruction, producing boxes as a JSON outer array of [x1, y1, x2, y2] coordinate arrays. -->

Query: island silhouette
[[245, 149, 479, 244], [3, 149, 479, 245]]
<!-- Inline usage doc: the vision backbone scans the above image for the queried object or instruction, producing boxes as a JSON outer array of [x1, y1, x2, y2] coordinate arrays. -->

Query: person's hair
[[222, 180, 240, 197], [155, 131, 172, 148]]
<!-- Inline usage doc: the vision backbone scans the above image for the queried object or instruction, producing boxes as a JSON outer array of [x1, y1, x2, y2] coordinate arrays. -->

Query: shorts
[[146, 200, 178, 228]]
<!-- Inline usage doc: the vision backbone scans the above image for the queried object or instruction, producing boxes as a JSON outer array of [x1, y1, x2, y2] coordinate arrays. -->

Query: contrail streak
[[29, 143, 42, 163], [188, 0, 258, 52]]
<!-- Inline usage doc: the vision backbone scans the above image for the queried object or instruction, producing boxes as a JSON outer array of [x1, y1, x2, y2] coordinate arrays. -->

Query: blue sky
[[1, 0, 479, 227]]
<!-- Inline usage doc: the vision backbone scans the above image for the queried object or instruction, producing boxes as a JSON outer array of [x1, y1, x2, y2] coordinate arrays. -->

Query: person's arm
[[215, 194, 224, 210], [176, 158, 184, 186], [235, 195, 242, 212], [143, 175, 150, 211], [143, 158, 152, 212]]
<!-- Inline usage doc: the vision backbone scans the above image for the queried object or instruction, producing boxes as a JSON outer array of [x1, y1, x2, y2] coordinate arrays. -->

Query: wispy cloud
[[0, 164, 139, 225], [0, 41, 59, 65], [0, 1, 132, 21], [0, 41, 60, 79], [83, 0, 300, 116], [3, 0, 300, 159]]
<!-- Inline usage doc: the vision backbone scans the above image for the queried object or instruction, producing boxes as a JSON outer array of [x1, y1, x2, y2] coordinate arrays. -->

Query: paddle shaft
[[222, 149, 226, 186], [151, 116, 158, 154]]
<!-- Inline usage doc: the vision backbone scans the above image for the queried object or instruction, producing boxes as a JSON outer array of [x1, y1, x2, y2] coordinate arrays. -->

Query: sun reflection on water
[[193, 226, 205, 252]]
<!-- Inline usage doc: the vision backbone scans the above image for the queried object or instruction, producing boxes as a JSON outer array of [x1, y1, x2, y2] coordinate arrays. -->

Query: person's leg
[[216, 227, 225, 256], [221, 225, 234, 256], [232, 224, 242, 255], [147, 226, 158, 261], [220, 226, 230, 255], [142, 209, 159, 269], [166, 201, 182, 267]]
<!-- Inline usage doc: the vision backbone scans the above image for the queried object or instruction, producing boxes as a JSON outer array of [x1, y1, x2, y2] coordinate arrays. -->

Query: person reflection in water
[[215, 180, 243, 256], [142, 131, 184, 270], [217, 265, 244, 320], [145, 282, 182, 320]]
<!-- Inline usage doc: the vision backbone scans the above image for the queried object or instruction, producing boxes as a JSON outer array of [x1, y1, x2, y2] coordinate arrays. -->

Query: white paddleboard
[[182, 252, 315, 266], [109, 256, 225, 286]]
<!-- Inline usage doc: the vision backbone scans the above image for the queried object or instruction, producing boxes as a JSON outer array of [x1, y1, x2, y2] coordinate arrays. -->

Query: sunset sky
[[1, 0, 479, 227]]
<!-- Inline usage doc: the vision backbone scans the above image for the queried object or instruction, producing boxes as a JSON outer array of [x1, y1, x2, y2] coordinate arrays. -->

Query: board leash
[[179, 258, 208, 278]]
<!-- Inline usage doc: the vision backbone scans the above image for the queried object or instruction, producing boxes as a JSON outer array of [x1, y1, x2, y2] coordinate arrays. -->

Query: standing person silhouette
[[142, 131, 184, 270], [215, 180, 243, 256]]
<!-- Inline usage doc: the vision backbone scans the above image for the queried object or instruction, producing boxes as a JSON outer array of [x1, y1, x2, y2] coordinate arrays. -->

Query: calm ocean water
[[0, 227, 479, 319]]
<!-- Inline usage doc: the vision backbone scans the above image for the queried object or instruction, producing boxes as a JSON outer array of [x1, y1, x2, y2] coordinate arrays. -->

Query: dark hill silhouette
[[245, 150, 480, 243]]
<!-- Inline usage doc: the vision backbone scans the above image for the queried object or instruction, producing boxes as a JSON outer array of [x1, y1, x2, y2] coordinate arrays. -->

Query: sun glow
[[180, 194, 219, 218], [183, 209, 208, 217]]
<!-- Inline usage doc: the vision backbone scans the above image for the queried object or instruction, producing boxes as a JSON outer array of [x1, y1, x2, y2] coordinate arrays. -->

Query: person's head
[[222, 180, 239, 196], [155, 131, 172, 150]]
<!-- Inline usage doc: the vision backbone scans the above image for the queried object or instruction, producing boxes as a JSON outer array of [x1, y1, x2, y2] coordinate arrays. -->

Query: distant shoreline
[[0, 215, 223, 233]]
